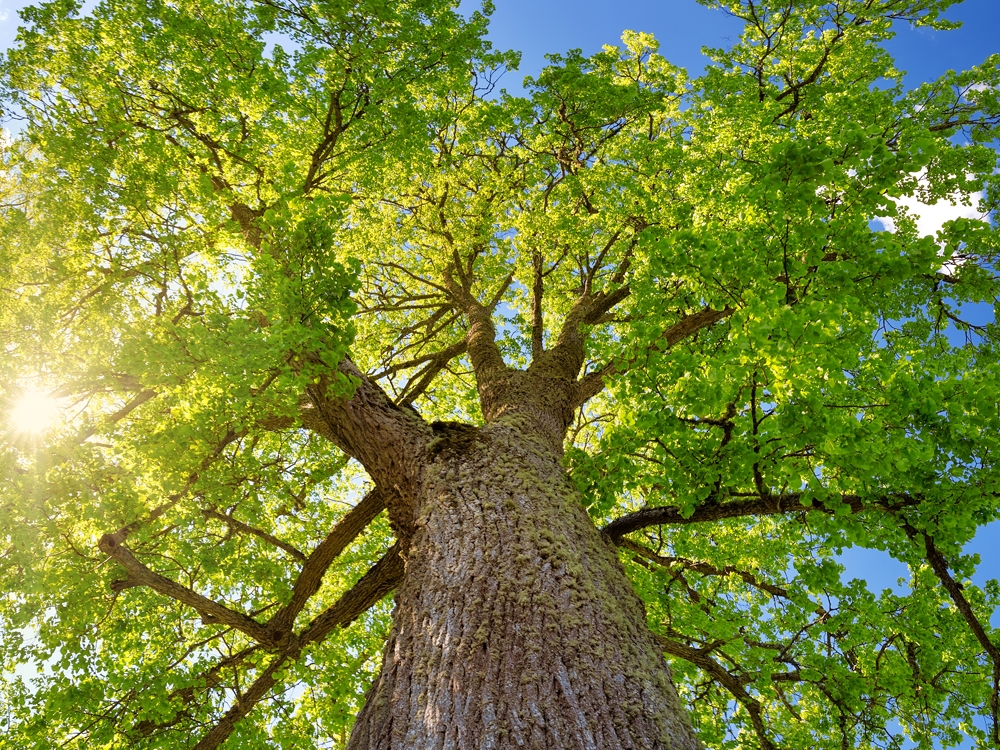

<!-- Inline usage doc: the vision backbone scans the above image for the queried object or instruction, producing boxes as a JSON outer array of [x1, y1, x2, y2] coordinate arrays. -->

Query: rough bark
[[302, 358, 432, 548], [346, 413, 702, 750]]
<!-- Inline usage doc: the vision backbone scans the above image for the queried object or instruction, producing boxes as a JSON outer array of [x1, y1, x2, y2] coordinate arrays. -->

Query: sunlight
[[9, 389, 60, 435]]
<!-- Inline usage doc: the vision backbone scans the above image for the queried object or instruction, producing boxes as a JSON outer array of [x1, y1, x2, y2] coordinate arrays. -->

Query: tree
[[1, 0, 999, 746]]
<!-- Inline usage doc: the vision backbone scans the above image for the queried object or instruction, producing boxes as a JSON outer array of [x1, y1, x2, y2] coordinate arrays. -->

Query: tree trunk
[[347, 415, 702, 750]]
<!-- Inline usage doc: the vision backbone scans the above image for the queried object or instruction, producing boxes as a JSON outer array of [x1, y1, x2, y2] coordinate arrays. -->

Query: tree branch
[[529, 285, 633, 386], [620, 537, 793, 601], [897, 518, 1000, 745], [531, 250, 545, 361], [654, 633, 778, 750], [191, 545, 404, 750], [442, 262, 509, 395], [602, 492, 921, 541], [201, 508, 306, 562], [98, 535, 280, 647], [190, 649, 294, 750], [107, 427, 245, 543], [133, 645, 261, 737], [573, 304, 733, 407], [298, 542, 404, 645], [298, 357, 431, 546], [396, 339, 468, 406], [75, 388, 158, 443], [265, 489, 387, 636]]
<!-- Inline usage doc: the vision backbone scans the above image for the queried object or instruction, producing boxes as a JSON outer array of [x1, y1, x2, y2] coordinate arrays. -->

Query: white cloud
[[875, 191, 982, 237], [873, 177, 986, 276]]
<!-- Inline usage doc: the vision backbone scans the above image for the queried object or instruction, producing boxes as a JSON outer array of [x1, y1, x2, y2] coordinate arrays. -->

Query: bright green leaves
[[0, 0, 485, 745], [624, 509, 996, 750], [251, 196, 360, 381], [1, 0, 491, 214], [1, 0, 999, 746], [696, 0, 958, 109], [566, 11, 1000, 743], [525, 29, 686, 130]]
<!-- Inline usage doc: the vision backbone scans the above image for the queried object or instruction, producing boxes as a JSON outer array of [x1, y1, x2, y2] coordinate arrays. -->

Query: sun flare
[[10, 390, 60, 435]]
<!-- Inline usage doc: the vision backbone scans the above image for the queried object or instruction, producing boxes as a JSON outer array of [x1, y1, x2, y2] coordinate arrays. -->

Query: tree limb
[[190, 649, 293, 750], [133, 645, 261, 737], [265, 489, 387, 636], [531, 250, 545, 361], [98, 535, 280, 647], [396, 339, 468, 406], [108, 427, 245, 543], [602, 492, 921, 541], [191, 545, 404, 750], [620, 537, 793, 601], [442, 262, 509, 397], [75, 388, 158, 443], [132, 493, 388, 739], [897, 518, 1000, 745], [654, 633, 778, 750], [298, 542, 404, 645], [573, 304, 733, 407], [298, 357, 431, 546], [532, 285, 633, 385], [201, 508, 306, 562]]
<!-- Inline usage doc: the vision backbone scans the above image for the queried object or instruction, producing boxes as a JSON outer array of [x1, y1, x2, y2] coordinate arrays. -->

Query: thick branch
[[190, 650, 292, 750], [602, 492, 921, 541], [573, 304, 733, 407], [898, 519, 1000, 744], [442, 264, 509, 393], [266, 489, 387, 635], [98, 535, 279, 647], [533, 285, 632, 384], [298, 357, 431, 545], [192, 545, 404, 750], [654, 634, 777, 750], [298, 543, 404, 645], [132, 495, 388, 738], [531, 250, 545, 361]]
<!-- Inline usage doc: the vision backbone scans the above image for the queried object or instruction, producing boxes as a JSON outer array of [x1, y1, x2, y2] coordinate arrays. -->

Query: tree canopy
[[1, 0, 999, 747]]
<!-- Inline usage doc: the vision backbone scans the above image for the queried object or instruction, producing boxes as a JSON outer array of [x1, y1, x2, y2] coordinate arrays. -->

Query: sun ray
[[9, 389, 60, 435]]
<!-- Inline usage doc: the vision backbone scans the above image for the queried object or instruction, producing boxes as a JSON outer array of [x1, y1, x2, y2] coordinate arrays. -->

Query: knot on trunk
[[98, 532, 125, 553], [427, 421, 482, 461]]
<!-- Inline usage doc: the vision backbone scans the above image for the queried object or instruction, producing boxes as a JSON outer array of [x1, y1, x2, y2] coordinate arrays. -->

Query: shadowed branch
[[192, 544, 405, 750], [896, 517, 1000, 745], [602, 492, 922, 540], [654, 633, 778, 750], [202, 508, 307, 561], [266, 488, 387, 635], [98, 534, 280, 647]]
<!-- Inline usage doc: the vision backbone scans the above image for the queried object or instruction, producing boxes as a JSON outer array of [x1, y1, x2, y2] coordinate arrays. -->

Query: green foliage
[[1, 0, 999, 747]]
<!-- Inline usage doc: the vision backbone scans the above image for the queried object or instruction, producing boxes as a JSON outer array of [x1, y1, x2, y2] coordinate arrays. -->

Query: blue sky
[[459, 0, 1000, 89]]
